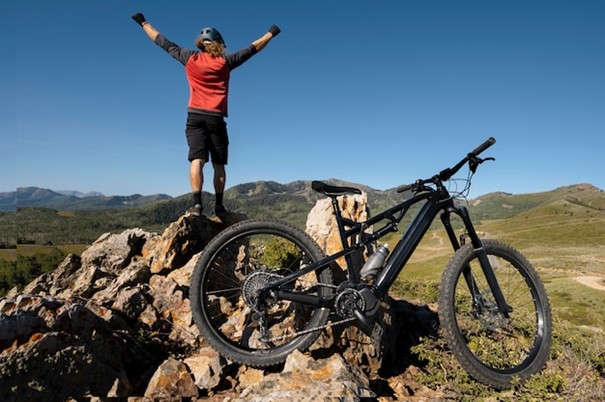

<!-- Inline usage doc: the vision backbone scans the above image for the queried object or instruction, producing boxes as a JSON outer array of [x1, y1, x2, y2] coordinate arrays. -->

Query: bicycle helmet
[[197, 27, 225, 45]]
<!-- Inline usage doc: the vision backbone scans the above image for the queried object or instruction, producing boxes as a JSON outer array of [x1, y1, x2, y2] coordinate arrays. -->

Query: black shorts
[[185, 112, 229, 164]]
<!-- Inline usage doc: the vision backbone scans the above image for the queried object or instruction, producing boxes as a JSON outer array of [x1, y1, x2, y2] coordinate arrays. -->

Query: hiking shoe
[[214, 205, 228, 217], [187, 204, 203, 217]]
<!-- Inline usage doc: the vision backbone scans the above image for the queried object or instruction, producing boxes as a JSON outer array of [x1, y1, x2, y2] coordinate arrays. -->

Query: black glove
[[269, 24, 281, 37], [132, 13, 147, 26]]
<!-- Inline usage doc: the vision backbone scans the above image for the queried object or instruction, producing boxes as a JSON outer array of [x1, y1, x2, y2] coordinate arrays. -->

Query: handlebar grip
[[396, 183, 413, 193], [472, 137, 496, 156]]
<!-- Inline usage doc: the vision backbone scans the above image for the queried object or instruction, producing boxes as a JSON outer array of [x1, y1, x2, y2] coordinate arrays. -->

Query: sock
[[215, 192, 224, 207], [192, 191, 202, 206]]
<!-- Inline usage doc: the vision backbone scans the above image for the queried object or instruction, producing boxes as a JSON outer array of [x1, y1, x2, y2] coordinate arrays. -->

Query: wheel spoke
[[189, 220, 333, 367]]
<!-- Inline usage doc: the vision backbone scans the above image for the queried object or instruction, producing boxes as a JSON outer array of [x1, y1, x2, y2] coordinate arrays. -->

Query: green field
[[0, 244, 89, 261], [384, 203, 605, 333]]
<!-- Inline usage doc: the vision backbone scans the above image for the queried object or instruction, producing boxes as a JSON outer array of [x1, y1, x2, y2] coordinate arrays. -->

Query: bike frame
[[265, 179, 511, 317]]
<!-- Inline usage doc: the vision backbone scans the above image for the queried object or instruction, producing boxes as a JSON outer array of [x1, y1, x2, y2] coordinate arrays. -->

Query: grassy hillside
[[469, 183, 604, 221], [480, 193, 605, 274], [396, 212, 605, 312], [1, 182, 602, 247], [387, 191, 605, 398]]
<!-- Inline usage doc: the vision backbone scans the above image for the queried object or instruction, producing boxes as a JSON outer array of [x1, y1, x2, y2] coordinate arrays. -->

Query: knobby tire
[[190, 220, 334, 367], [439, 240, 552, 389]]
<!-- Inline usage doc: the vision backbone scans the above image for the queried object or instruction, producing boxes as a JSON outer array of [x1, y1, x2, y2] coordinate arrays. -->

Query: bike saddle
[[311, 181, 362, 197]]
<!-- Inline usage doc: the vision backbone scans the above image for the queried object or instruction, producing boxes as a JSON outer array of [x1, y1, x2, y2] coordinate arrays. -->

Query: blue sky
[[3, 1, 604, 198]]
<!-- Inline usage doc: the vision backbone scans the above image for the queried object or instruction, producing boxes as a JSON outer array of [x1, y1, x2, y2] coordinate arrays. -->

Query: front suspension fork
[[441, 206, 511, 317]]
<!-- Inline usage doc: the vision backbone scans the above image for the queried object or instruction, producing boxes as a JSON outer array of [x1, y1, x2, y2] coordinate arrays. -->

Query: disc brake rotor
[[475, 290, 506, 330]]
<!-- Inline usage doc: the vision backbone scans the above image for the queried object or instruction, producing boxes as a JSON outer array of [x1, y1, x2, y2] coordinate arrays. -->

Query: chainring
[[335, 288, 366, 318]]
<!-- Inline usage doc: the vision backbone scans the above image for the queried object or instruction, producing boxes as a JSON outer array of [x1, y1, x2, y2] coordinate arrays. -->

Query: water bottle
[[360, 244, 389, 280]]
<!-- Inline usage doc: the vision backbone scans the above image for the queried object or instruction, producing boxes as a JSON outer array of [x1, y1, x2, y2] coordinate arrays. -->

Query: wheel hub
[[475, 290, 506, 330]]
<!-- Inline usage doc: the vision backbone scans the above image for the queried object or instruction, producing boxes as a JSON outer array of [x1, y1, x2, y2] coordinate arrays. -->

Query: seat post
[[329, 196, 358, 277]]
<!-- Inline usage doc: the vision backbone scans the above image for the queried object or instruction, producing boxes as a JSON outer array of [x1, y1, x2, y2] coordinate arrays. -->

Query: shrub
[[0, 248, 66, 296]]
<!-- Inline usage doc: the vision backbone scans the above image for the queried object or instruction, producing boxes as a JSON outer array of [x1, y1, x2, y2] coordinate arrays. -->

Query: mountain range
[[0, 187, 172, 211], [2, 180, 603, 247], [3, 181, 603, 215], [0, 179, 398, 212]]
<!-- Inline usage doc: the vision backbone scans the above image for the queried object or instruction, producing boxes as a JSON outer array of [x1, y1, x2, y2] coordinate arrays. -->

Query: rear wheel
[[190, 220, 334, 367], [439, 240, 552, 389]]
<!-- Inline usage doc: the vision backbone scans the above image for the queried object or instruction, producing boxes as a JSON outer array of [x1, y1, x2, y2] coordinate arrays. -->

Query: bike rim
[[452, 251, 547, 373], [199, 228, 329, 355]]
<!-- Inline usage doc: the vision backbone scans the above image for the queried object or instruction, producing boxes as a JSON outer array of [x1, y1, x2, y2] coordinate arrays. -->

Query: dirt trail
[[574, 276, 605, 291], [430, 232, 444, 247]]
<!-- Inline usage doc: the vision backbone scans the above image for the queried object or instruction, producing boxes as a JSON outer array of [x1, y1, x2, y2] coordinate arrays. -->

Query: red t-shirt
[[154, 34, 257, 116]]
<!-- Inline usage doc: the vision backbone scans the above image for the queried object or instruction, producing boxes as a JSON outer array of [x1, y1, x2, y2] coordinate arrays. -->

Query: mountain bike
[[189, 137, 552, 389]]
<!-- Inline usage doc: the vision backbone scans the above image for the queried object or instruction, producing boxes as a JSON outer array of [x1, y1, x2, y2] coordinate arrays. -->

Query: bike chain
[[262, 316, 356, 343], [261, 281, 356, 343]]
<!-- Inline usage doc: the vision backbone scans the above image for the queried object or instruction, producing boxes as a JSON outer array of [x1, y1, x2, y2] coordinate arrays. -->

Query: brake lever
[[469, 156, 495, 173], [413, 179, 428, 192]]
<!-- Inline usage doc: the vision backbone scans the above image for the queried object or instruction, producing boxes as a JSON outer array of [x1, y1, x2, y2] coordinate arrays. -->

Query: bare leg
[[187, 158, 206, 216], [213, 163, 226, 194], [190, 159, 206, 192], [213, 164, 227, 215]]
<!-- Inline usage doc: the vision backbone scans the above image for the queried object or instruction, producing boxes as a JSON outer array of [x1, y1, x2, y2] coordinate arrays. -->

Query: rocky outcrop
[[0, 199, 442, 401], [306, 192, 374, 274]]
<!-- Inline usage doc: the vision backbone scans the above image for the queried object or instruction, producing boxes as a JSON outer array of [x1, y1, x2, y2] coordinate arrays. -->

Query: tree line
[[0, 248, 66, 297]]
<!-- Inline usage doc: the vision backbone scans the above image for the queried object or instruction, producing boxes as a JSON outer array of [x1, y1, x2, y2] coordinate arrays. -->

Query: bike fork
[[442, 206, 511, 317]]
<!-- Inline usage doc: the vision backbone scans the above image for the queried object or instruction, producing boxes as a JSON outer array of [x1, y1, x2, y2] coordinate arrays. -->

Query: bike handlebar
[[397, 137, 496, 193], [472, 137, 496, 156]]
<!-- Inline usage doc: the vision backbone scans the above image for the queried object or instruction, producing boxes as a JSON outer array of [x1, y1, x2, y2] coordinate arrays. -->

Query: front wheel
[[439, 240, 552, 389], [190, 220, 334, 367]]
